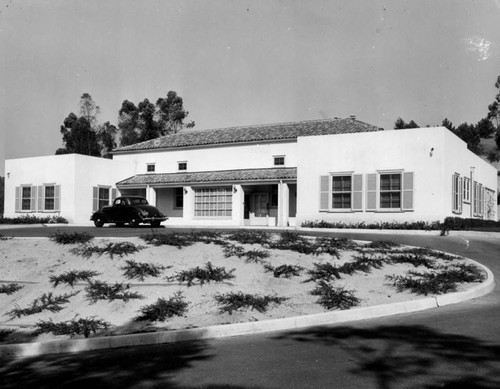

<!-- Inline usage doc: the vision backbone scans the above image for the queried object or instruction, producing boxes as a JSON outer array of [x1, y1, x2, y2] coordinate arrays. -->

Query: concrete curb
[[0, 259, 494, 359]]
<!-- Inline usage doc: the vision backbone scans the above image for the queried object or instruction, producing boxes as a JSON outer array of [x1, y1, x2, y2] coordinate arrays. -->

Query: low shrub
[[5, 291, 79, 319], [337, 253, 387, 275], [49, 231, 94, 245], [223, 244, 245, 258], [85, 281, 143, 303], [264, 264, 304, 278], [304, 262, 341, 283], [0, 283, 23, 295], [50, 270, 100, 287], [442, 217, 500, 231], [215, 291, 288, 314], [71, 242, 144, 259], [390, 254, 436, 269], [0, 234, 10, 240], [0, 215, 68, 224], [270, 232, 318, 255], [228, 230, 271, 245], [121, 260, 167, 281], [399, 247, 459, 261], [33, 317, 110, 338], [243, 249, 270, 264], [310, 281, 360, 310], [302, 220, 442, 231], [135, 292, 189, 322], [365, 240, 400, 251], [140, 232, 193, 248], [167, 262, 235, 286], [188, 230, 226, 245], [316, 236, 359, 251], [0, 329, 14, 342]]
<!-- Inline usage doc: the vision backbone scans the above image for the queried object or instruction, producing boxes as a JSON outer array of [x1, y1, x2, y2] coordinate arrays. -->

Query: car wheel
[[129, 219, 139, 228], [150, 221, 161, 228], [94, 219, 104, 228]]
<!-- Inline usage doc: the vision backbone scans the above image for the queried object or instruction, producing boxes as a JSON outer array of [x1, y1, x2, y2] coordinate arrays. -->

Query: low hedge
[[0, 215, 68, 224]]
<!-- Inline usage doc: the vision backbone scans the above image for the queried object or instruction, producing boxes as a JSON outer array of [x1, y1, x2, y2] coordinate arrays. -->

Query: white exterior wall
[[113, 141, 297, 175], [296, 127, 497, 225], [4, 154, 134, 223]]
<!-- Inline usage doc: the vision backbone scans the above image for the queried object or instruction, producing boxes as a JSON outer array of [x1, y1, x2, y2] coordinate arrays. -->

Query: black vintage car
[[90, 196, 167, 227]]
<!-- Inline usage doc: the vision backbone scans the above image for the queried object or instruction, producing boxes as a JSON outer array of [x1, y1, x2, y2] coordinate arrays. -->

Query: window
[[274, 156, 285, 166], [452, 173, 462, 214], [178, 161, 187, 171], [319, 174, 363, 212], [380, 174, 401, 209], [93, 186, 116, 212], [98, 187, 110, 210], [147, 163, 155, 172], [332, 176, 352, 209], [175, 187, 184, 208], [473, 181, 484, 217], [365, 171, 414, 212], [44, 186, 55, 210], [463, 177, 470, 203], [22, 187, 32, 211], [194, 187, 232, 217]]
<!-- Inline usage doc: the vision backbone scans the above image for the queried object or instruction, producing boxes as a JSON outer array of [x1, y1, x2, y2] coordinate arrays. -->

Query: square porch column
[[146, 185, 156, 206], [278, 182, 290, 227]]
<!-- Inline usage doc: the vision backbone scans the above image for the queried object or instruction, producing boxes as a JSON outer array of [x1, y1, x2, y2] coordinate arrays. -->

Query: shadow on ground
[[0, 338, 262, 389], [274, 324, 500, 389]]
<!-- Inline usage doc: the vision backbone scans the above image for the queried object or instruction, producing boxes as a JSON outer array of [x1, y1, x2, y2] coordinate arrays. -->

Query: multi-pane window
[[147, 164, 155, 172], [380, 174, 401, 208], [175, 187, 184, 208], [22, 187, 32, 211], [194, 187, 232, 217], [463, 177, 470, 203], [274, 156, 285, 166], [98, 187, 110, 210], [178, 162, 187, 171], [44, 185, 55, 211], [332, 176, 352, 209]]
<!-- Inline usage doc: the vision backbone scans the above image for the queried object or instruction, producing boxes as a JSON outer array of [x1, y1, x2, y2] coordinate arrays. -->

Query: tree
[[98, 122, 117, 159], [476, 118, 495, 138], [394, 118, 419, 129], [118, 91, 195, 147], [453, 122, 481, 154], [487, 75, 500, 128], [441, 118, 455, 132], [79, 92, 100, 131]]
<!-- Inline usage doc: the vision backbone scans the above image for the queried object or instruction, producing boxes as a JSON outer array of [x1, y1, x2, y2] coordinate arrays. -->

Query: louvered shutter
[[111, 188, 117, 202], [352, 174, 363, 211], [459, 177, 463, 213], [30, 186, 37, 211], [93, 186, 98, 212], [38, 186, 44, 211], [366, 174, 377, 211], [402, 172, 414, 211], [319, 175, 330, 211], [15, 187, 20, 212], [54, 185, 61, 211]]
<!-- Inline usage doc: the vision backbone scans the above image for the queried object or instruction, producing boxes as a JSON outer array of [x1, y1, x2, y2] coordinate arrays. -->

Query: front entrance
[[250, 192, 269, 226]]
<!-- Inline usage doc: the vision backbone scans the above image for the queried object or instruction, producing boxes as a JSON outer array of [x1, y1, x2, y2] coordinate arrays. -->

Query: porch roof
[[116, 167, 297, 187]]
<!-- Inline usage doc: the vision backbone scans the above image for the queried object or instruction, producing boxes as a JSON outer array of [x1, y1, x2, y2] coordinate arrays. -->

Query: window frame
[[379, 173, 402, 210], [178, 161, 187, 171], [331, 175, 353, 210], [273, 155, 285, 166], [44, 185, 56, 211], [463, 177, 471, 203], [194, 187, 232, 218], [319, 172, 363, 213], [146, 163, 156, 172], [21, 186, 33, 211]]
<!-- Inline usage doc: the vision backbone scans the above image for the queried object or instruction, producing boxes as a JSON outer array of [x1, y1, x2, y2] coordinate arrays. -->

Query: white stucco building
[[3, 118, 498, 226]]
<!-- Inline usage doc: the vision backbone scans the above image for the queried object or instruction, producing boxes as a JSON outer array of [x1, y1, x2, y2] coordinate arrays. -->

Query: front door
[[250, 192, 269, 226]]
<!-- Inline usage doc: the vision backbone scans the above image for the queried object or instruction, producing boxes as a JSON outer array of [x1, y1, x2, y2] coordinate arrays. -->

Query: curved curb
[[0, 258, 494, 359]]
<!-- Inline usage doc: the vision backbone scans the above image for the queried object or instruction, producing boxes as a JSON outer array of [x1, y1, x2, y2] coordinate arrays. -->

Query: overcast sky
[[1, 0, 499, 176]]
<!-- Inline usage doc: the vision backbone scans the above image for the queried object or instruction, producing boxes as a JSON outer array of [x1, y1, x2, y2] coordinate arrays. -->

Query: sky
[[1, 0, 500, 176]]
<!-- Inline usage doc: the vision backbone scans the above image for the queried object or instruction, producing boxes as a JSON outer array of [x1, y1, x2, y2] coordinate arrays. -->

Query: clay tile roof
[[116, 167, 297, 187], [113, 117, 382, 153]]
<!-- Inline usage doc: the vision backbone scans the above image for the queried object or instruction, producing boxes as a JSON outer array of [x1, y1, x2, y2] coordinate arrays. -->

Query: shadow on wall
[[274, 324, 500, 389]]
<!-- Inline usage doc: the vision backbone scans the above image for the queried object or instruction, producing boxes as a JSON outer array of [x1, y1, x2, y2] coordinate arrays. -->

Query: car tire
[[94, 219, 104, 228], [150, 221, 161, 228]]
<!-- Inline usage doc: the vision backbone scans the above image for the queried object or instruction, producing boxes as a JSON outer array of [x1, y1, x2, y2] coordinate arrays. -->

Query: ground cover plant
[[264, 264, 304, 278], [214, 291, 288, 314], [310, 281, 360, 310], [228, 230, 271, 245], [121, 260, 168, 281], [49, 231, 94, 245], [140, 231, 194, 248], [0, 283, 23, 295], [5, 291, 79, 319], [33, 317, 111, 338], [167, 262, 235, 286], [71, 241, 144, 259], [50, 270, 100, 287], [135, 292, 189, 322], [304, 262, 342, 283], [0, 234, 10, 240], [85, 281, 143, 303], [389, 253, 437, 269]]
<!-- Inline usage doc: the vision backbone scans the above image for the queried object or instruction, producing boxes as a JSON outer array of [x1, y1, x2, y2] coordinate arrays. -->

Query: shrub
[[71, 242, 144, 259], [264, 264, 304, 278], [442, 217, 500, 231], [228, 230, 271, 245], [215, 292, 288, 314], [0, 329, 14, 342], [33, 317, 110, 338], [188, 230, 226, 245], [310, 281, 360, 310], [399, 247, 459, 261], [365, 240, 400, 251], [5, 291, 79, 319], [223, 243, 245, 258], [390, 254, 436, 269], [316, 236, 359, 251], [50, 270, 100, 287], [167, 262, 236, 286], [121, 260, 167, 281], [49, 231, 94, 245], [304, 262, 341, 283], [135, 292, 189, 322], [0, 234, 10, 241], [301, 220, 442, 231], [0, 283, 23, 295], [243, 249, 270, 263], [337, 253, 387, 275], [85, 281, 143, 303], [0, 215, 68, 225], [271, 232, 318, 255], [140, 231, 193, 248]]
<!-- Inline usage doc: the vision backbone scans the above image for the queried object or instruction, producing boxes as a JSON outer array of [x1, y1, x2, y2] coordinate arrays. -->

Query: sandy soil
[[0, 235, 482, 343]]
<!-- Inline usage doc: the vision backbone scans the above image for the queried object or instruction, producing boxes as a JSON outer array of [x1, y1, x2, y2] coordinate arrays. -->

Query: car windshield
[[130, 198, 148, 205]]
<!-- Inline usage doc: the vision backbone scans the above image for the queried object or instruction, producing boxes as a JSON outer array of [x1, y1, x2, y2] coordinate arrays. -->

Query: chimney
[[349, 115, 356, 120]]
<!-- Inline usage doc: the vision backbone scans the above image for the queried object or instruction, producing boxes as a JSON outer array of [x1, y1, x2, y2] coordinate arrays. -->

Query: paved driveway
[[0, 227, 499, 388]]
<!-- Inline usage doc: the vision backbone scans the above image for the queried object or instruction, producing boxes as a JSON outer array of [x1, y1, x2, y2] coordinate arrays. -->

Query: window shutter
[[319, 175, 330, 211], [93, 186, 98, 212], [111, 188, 117, 202], [15, 187, 20, 212], [459, 177, 463, 213], [31, 186, 37, 211], [54, 185, 61, 211], [402, 172, 414, 211], [366, 174, 377, 211], [352, 174, 363, 211], [38, 186, 44, 212]]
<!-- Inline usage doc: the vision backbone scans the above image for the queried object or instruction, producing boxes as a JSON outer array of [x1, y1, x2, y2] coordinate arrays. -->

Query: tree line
[[55, 91, 194, 158], [394, 75, 500, 162]]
